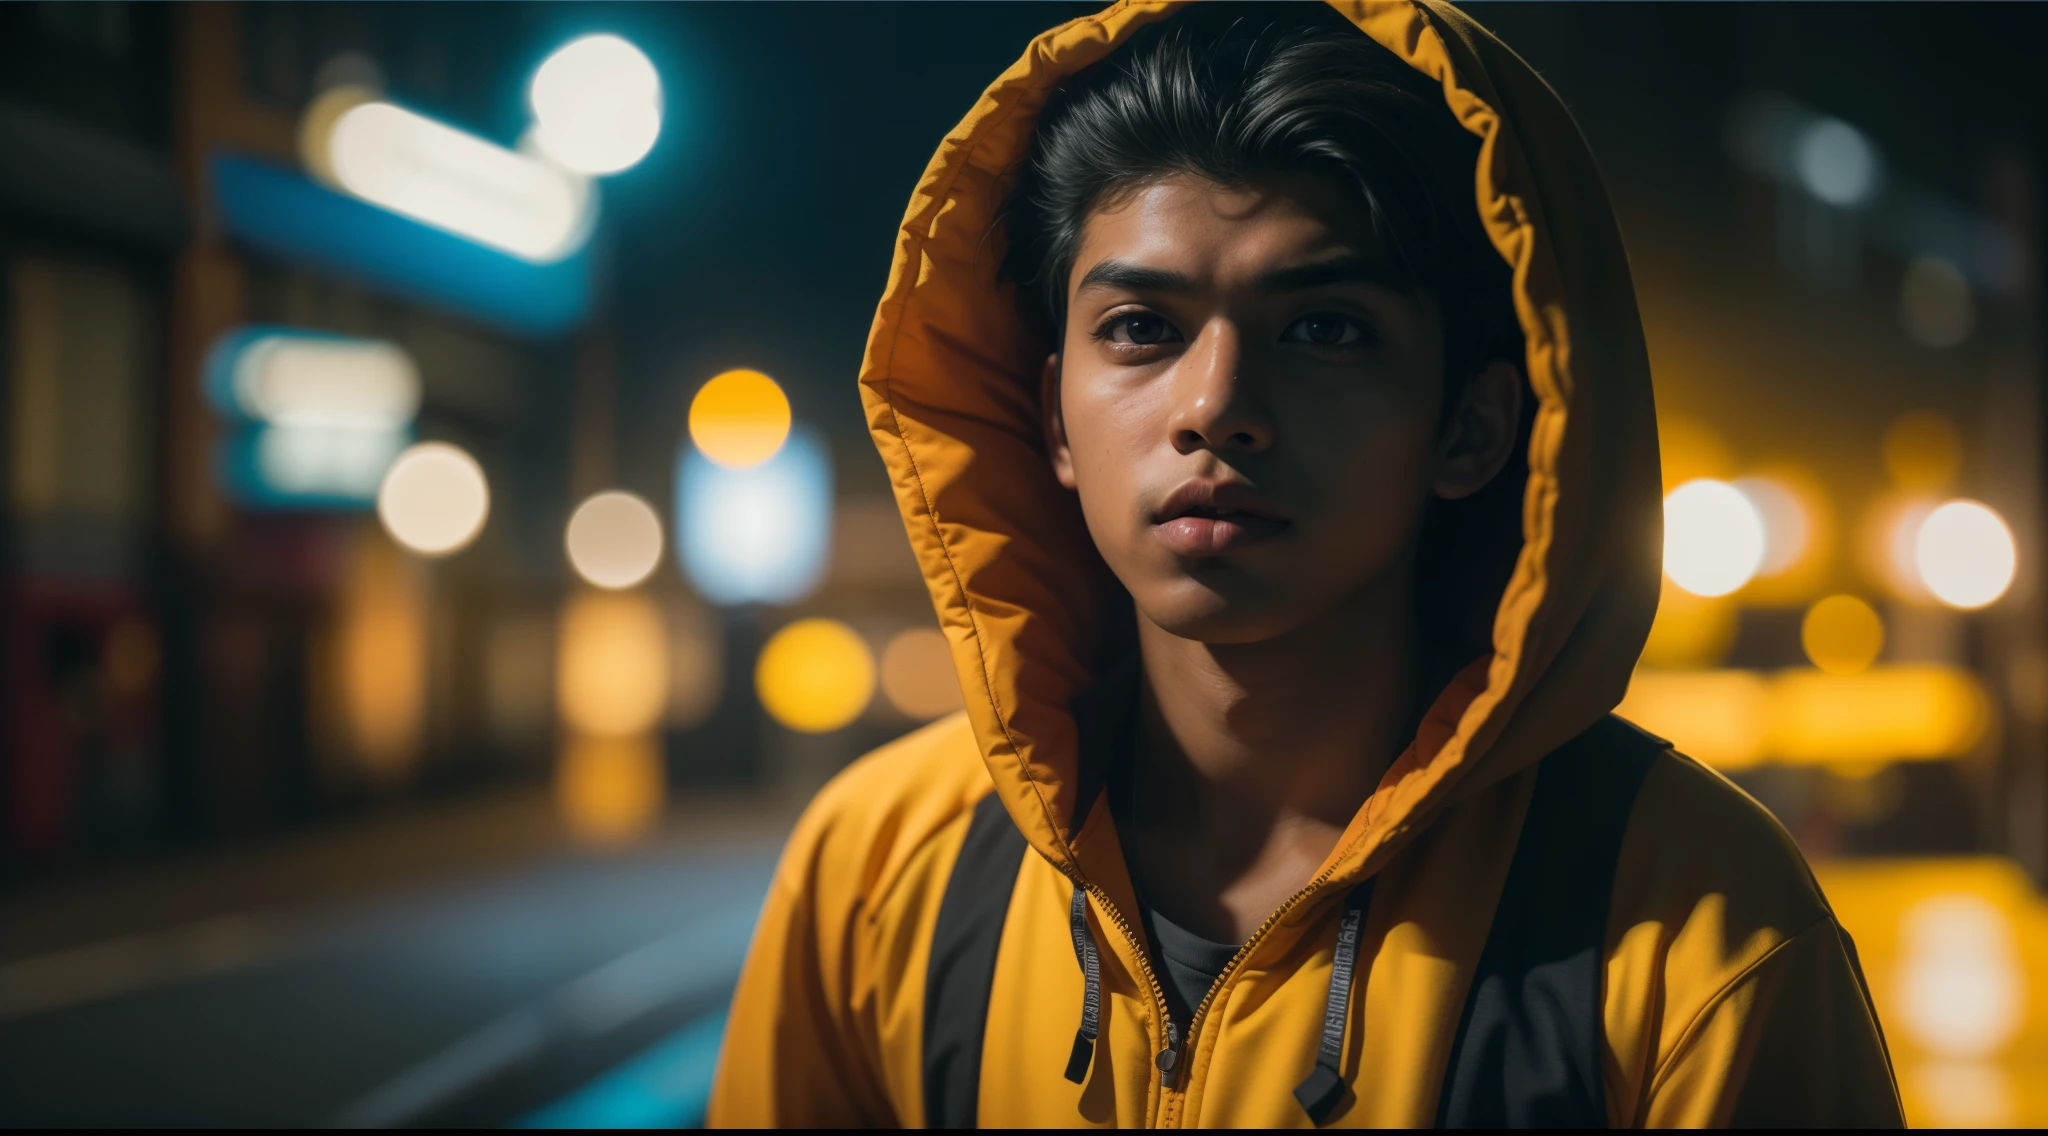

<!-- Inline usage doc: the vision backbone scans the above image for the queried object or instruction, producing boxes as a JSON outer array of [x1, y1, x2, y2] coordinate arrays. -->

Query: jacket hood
[[858, 0, 1661, 891]]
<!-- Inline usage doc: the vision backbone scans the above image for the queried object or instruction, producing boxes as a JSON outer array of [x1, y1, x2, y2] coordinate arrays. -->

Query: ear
[[1432, 359, 1522, 501], [1040, 353, 1078, 490]]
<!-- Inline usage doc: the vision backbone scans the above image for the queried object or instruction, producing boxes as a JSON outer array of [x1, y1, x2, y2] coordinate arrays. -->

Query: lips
[[1150, 480, 1291, 556]]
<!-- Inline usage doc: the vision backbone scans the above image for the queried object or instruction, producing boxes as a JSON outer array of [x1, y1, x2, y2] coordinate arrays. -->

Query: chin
[[1132, 573, 1310, 645]]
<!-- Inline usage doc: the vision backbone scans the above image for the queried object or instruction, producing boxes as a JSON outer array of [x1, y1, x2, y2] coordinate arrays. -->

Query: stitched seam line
[[873, 3, 1148, 874], [1643, 914, 1833, 1099]]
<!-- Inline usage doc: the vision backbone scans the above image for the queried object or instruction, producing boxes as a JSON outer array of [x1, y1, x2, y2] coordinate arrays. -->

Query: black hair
[[1000, 3, 1523, 413], [1000, 3, 1532, 669]]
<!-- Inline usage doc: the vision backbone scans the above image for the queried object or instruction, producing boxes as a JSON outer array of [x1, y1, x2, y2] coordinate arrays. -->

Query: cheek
[[1284, 386, 1441, 538], [1060, 376, 1155, 497]]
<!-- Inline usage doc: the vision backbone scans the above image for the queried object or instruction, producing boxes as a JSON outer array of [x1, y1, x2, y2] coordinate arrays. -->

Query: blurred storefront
[[1, 2, 963, 874], [2, 3, 181, 861]]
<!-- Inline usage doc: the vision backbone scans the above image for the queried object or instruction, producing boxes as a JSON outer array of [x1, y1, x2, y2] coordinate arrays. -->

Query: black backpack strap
[[923, 790, 1030, 1129], [1436, 715, 1665, 1128]]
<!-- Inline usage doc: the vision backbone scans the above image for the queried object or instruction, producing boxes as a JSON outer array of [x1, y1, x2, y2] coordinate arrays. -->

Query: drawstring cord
[[1064, 885, 1103, 1083], [1294, 880, 1375, 1125], [1063, 877, 1373, 1120]]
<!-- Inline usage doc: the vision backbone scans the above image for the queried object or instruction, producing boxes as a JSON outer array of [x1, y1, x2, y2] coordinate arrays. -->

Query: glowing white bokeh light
[[1663, 479, 1767, 597], [1794, 117, 1880, 207], [677, 427, 831, 606], [528, 34, 662, 176], [1915, 499, 2017, 610], [259, 424, 407, 499], [377, 441, 490, 557], [1731, 477, 1808, 577], [328, 100, 591, 262], [233, 335, 420, 428], [1895, 893, 2025, 1058], [566, 490, 664, 590]]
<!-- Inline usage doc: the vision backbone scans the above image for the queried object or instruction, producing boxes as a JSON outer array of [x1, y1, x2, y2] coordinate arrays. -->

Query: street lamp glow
[[757, 619, 875, 733], [676, 427, 831, 605], [231, 333, 420, 428], [1915, 499, 2017, 610], [689, 369, 791, 469], [325, 98, 591, 262], [1793, 116, 1879, 207], [1895, 893, 2025, 1058], [565, 490, 664, 590], [528, 34, 662, 176], [1663, 479, 1766, 597], [1732, 476, 1809, 577], [377, 441, 490, 556]]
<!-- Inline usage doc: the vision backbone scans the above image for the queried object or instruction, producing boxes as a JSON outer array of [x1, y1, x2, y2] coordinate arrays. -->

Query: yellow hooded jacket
[[709, 1, 1903, 1126]]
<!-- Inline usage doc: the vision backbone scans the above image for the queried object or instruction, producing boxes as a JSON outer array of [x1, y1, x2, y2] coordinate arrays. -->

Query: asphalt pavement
[[0, 795, 789, 1127]]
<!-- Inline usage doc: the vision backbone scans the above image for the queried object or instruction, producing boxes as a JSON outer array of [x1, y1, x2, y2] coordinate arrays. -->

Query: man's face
[[1046, 173, 1462, 645]]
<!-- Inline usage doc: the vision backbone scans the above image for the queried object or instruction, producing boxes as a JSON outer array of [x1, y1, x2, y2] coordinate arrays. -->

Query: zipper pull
[[1156, 1021, 1183, 1087]]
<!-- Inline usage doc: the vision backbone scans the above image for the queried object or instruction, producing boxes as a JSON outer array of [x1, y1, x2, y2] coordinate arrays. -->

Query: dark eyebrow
[[1073, 259, 1198, 297], [1072, 254, 1401, 299], [1250, 254, 1403, 294]]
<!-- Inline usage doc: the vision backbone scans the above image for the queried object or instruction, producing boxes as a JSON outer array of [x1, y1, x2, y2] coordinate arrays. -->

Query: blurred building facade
[[0, 1, 2046, 1127], [0, 2, 971, 873]]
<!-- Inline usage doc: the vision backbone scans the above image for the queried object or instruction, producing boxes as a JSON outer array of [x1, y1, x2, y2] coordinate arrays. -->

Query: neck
[[1136, 569, 1423, 827], [1114, 562, 1424, 939]]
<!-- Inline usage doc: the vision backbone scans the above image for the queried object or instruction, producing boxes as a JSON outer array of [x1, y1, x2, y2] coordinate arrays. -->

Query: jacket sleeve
[[706, 809, 898, 1127], [1642, 916, 1904, 1127]]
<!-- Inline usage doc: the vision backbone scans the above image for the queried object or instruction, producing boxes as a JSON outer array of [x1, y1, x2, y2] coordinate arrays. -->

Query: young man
[[711, 2, 1901, 1127]]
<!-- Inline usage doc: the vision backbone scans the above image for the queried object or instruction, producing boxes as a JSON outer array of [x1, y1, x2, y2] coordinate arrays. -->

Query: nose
[[1166, 320, 1274, 456]]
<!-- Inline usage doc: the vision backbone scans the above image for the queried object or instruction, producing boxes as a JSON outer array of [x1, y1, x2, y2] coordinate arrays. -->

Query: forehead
[[1073, 172, 1389, 286]]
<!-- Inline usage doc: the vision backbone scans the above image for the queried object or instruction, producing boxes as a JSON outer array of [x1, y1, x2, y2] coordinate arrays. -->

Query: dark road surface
[[0, 826, 781, 1127]]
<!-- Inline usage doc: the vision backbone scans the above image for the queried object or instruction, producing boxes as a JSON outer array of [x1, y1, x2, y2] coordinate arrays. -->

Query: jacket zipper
[[1076, 880, 1183, 1123], [1167, 863, 1348, 1127], [1080, 861, 1346, 1127]]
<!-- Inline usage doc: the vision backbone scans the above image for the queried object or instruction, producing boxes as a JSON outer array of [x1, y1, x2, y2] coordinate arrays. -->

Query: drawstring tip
[[1064, 1029, 1094, 1084], [1294, 1064, 1345, 1125]]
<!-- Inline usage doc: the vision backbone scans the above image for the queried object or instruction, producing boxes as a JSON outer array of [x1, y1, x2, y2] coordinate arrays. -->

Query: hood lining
[[861, 0, 1656, 890]]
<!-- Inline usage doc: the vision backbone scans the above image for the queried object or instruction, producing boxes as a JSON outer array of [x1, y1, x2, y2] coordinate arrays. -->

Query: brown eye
[[1282, 313, 1366, 347], [1105, 313, 1182, 345]]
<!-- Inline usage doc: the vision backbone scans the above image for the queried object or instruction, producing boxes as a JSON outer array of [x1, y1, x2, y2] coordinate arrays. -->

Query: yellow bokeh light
[[879, 627, 963, 719], [1657, 416, 1736, 493], [1771, 665, 1988, 764], [565, 490, 664, 590], [557, 590, 670, 738], [1663, 479, 1765, 597], [1618, 664, 1989, 770], [1865, 492, 1938, 602], [1733, 477, 1808, 578], [1617, 669, 1770, 769], [1735, 465, 1835, 606], [377, 441, 490, 557], [1801, 594, 1884, 675], [338, 534, 426, 779], [757, 618, 875, 733], [1884, 410, 1963, 493], [1639, 577, 1738, 670], [1813, 858, 2048, 1128], [1895, 892, 2026, 1059], [557, 732, 664, 846], [689, 369, 791, 470], [1916, 499, 2017, 610]]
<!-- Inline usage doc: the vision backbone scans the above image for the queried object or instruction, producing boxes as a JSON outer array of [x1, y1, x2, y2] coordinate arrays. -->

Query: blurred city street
[[2, 0, 2048, 1126], [0, 789, 793, 1127]]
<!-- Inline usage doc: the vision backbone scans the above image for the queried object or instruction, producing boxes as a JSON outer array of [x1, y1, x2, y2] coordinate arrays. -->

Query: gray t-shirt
[[1140, 903, 1243, 1031]]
